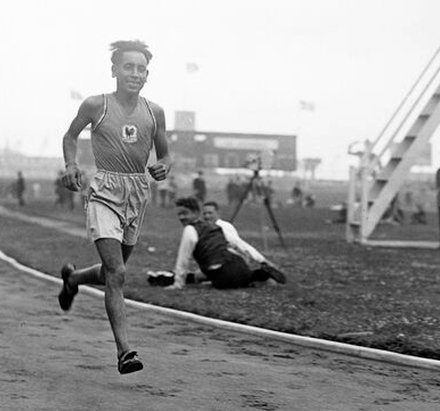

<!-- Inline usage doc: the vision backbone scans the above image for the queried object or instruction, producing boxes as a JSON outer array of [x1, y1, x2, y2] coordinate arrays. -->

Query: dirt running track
[[1, 262, 440, 410]]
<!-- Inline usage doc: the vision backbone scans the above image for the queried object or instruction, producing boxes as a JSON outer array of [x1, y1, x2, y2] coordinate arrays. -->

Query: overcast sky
[[1, 0, 440, 179]]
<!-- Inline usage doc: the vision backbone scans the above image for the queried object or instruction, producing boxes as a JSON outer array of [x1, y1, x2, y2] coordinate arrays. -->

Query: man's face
[[112, 51, 149, 94], [177, 206, 199, 226], [202, 205, 219, 223]]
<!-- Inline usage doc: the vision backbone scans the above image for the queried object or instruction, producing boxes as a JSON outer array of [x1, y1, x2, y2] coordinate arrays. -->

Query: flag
[[185, 62, 199, 73], [70, 89, 83, 101], [299, 100, 315, 111]]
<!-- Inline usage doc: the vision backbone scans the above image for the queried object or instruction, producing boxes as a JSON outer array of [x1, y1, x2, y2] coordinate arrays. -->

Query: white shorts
[[86, 170, 150, 246]]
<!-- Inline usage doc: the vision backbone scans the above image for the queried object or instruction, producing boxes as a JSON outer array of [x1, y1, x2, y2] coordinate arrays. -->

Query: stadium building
[[167, 130, 296, 171], [77, 111, 297, 172]]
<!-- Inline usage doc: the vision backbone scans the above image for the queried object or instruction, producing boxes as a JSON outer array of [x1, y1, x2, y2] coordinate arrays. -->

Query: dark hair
[[203, 201, 219, 210], [110, 40, 153, 65], [175, 196, 200, 212]]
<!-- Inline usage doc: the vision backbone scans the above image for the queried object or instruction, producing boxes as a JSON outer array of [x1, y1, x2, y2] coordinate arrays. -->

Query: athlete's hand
[[148, 162, 169, 181], [62, 164, 82, 191]]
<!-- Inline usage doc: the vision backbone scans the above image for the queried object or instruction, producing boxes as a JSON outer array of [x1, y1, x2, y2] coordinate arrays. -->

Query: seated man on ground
[[165, 196, 287, 290], [202, 200, 279, 269]]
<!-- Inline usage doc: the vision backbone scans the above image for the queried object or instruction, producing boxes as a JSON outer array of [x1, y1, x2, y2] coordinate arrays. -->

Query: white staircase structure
[[347, 46, 440, 247]]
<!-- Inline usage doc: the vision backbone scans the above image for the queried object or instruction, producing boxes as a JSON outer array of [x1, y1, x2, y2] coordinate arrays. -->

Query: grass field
[[2, 197, 440, 360]]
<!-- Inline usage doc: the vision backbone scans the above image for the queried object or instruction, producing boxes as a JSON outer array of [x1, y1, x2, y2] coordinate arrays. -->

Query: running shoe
[[260, 261, 287, 284], [58, 263, 78, 311], [118, 351, 143, 374]]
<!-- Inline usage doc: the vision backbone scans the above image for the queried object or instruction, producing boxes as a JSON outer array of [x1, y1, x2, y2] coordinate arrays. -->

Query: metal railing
[[364, 45, 440, 173]]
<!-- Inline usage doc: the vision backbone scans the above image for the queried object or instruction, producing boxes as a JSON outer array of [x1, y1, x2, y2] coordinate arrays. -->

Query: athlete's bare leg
[[67, 264, 103, 285], [93, 238, 133, 358], [60, 239, 138, 371], [67, 244, 133, 286]]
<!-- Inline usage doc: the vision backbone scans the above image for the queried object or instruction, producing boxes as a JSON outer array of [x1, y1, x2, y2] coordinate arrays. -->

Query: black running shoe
[[58, 263, 78, 311], [260, 262, 287, 284], [118, 351, 143, 374]]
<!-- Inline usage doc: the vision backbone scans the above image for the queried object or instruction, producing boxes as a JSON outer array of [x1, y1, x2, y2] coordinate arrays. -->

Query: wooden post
[[346, 166, 357, 242], [359, 142, 371, 243], [436, 168, 440, 240]]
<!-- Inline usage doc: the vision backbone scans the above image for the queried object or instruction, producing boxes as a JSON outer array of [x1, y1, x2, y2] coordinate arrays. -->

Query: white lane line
[[1, 249, 440, 371], [0, 205, 86, 238]]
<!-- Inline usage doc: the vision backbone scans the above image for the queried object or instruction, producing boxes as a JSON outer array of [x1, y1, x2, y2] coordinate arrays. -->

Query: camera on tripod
[[230, 152, 285, 249], [244, 154, 262, 173]]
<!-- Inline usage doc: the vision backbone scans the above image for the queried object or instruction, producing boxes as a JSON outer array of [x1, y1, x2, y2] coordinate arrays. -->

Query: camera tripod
[[229, 169, 286, 250]]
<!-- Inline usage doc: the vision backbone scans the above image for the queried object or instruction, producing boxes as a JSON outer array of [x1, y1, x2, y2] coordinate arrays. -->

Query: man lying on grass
[[164, 196, 287, 290], [202, 200, 273, 266]]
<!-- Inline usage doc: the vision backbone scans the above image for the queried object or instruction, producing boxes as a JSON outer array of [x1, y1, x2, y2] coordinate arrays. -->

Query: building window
[[194, 134, 207, 142], [223, 153, 240, 168]]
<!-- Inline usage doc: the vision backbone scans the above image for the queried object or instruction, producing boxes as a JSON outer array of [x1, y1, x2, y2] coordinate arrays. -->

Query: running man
[[58, 40, 171, 374]]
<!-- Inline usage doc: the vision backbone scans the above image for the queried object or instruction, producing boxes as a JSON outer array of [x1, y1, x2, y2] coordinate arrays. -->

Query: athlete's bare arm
[[148, 103, 171, 181], [62, 96, 103, 191]]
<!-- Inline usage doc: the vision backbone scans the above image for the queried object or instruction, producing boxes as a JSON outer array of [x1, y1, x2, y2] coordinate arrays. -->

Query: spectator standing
[[15, 171, 26, 206], [225, 178, 235, 206], [193, 170, 207, 203], [291, 183, 303, 206]]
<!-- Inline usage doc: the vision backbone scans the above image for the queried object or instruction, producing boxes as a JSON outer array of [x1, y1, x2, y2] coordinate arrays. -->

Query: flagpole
[[182, 62, 199, 112], [297, 100, 316, 184]]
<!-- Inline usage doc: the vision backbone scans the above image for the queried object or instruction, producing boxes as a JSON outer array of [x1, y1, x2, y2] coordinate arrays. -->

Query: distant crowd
[[5, 169, 317, 211], [6, 170, 436, 228]]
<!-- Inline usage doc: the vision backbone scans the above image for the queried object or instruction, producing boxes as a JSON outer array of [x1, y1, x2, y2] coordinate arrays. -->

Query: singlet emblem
[[121, 125, 138, 143]]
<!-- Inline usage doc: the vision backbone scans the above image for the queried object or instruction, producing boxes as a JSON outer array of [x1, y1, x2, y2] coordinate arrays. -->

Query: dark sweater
[[190, 220, 228, 273]]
